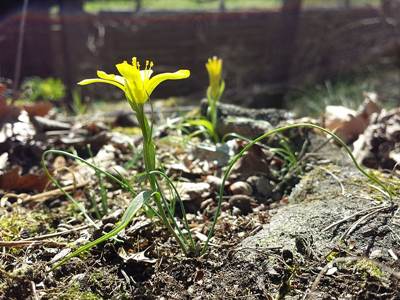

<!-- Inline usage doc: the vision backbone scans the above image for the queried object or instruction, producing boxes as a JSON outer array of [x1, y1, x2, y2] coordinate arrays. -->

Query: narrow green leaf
[[52, 191, 151, 269]]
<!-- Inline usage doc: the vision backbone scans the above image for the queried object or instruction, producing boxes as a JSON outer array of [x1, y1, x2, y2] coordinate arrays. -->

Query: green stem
[[134, 104, 188, 254]]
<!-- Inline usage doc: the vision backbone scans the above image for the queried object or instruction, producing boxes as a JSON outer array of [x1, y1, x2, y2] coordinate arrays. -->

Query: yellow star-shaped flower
[[78, 57, 190, 104]]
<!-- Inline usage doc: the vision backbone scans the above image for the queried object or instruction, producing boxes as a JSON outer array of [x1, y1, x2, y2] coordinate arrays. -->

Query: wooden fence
[[0, 6, 399, 106]]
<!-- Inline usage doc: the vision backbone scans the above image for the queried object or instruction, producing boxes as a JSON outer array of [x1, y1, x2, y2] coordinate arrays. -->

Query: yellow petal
[[146, 69, 190, 96], [115, 61, 148, 103], [97, 71, 125, 85], [77, 78, 125, 91], [140, 69, 154, 81], [116, 61, 141, 83]]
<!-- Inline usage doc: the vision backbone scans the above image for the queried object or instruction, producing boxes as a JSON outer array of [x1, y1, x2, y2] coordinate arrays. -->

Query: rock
[[246, 175, 272, 197], [206, 175, 229, 191], [237, 164, 399, 263], [108, 165, 129, 179], [200, 100, 292, 127], [178, 182, 211, 200], [191, 140, 237, 166], [218, 116, 275, 141], [177, 181, 211, 213], [230, 181, 253, 196], [232, 206, 242, 216], [32, 116, 71, 132], [200, 198, 214, 211], [112, 111, 138, 127], [200, 101, 292, 140], [228, 194, 254, 214]]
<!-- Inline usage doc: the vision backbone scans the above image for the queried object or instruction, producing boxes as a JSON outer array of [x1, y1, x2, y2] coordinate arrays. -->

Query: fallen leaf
[[0, 167, 49, 192], [23, 101, 53, 117]]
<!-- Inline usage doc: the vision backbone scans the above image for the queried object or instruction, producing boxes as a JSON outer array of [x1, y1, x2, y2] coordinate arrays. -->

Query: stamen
[[145, 60, 149, 70]]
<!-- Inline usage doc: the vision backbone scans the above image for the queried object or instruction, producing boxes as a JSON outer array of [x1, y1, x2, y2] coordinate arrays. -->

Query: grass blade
[[52, 190, 151, 269]]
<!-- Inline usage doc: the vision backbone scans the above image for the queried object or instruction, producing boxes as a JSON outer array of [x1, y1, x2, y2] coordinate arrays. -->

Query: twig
[[340, 205, 392, 241], [1, 181, 88, 204], [0, 224, 93, 248], [317, 166, 345, 195], [322, 204, 387, 232], [305, 256, 400, 299], [0, 240, 65, 248], [31, 281, 39, 300], [24, 224, 91, 241]]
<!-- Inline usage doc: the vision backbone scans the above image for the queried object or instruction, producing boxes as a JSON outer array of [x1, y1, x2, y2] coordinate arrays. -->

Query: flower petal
[[78, 78, 125, 91], [116, 61, 148, 103], [140, 69, 154, 81], [146, 69, 190, 96], [116, 61, 141, 83], [97, 71, 125, 85]]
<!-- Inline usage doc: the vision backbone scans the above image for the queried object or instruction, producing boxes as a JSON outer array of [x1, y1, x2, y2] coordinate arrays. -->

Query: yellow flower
[[78, 57, 190, 104], [205, 56, 223, 100]]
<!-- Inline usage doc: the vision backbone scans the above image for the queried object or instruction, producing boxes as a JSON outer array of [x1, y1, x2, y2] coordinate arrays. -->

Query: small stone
[[247, 176, 272, 197], [50, 248, 71, 264], [178, 182, 211, 213], [326, 267, 338, 276], [221, 202, 231, 211], [232, 206, 242, 216], [48, 199, 62, 208], [271, 191, 282, 201], [230, 181, 253, 196], [200, 198, 214, 210], [178, 182, 211, 201], [206, 175, 229, 190], [369, 249, 382, 259], [229, 194, 253, 214], [108, 165, 129, 179]]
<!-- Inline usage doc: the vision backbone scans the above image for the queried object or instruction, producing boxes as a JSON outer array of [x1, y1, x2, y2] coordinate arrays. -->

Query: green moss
[[326, 250, 339, 262], [0, 210, 51, 241], [354, 259, 384, 279], [60, 283, 101, 300], [112, 126, 142, 136]]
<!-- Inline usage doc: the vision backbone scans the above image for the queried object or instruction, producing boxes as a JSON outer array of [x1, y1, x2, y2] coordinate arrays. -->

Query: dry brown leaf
[[23, 101, 53, 117], [0, 167, 49, 192]]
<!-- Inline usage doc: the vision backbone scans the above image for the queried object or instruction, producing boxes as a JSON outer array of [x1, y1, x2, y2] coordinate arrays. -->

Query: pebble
[[230, 181, 253, 196], [246, 175, 272, 197], [206, 175, 229, 190], [178, 182, 211, 201], [232, 206, 242, 216], [228, 194, 253, 214], [108, 165, 129, 179], [200, 198, 214, 210]]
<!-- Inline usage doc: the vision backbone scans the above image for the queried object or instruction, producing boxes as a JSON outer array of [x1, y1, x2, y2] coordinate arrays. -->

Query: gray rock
[[206, 175, 229, 191], [230, 181, 253, 196], [237, 163, 398, 263], [246, 175, 273, 197], [229, 194, 254, 214], [200, 100, 292, 127], [200, 100, 293, 140], [217, 116, 275, 141]]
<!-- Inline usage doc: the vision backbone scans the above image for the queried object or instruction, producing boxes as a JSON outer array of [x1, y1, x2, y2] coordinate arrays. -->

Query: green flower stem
[[206, 88, 218, 143], [134, 104, 188, 254]]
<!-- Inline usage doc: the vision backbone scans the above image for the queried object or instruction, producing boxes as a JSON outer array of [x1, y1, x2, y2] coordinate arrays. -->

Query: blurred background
[[1, 0, 400, 114]]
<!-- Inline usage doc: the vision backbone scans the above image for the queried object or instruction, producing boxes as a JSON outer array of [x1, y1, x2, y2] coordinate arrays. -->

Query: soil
[[0, 101, 399, 299]]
